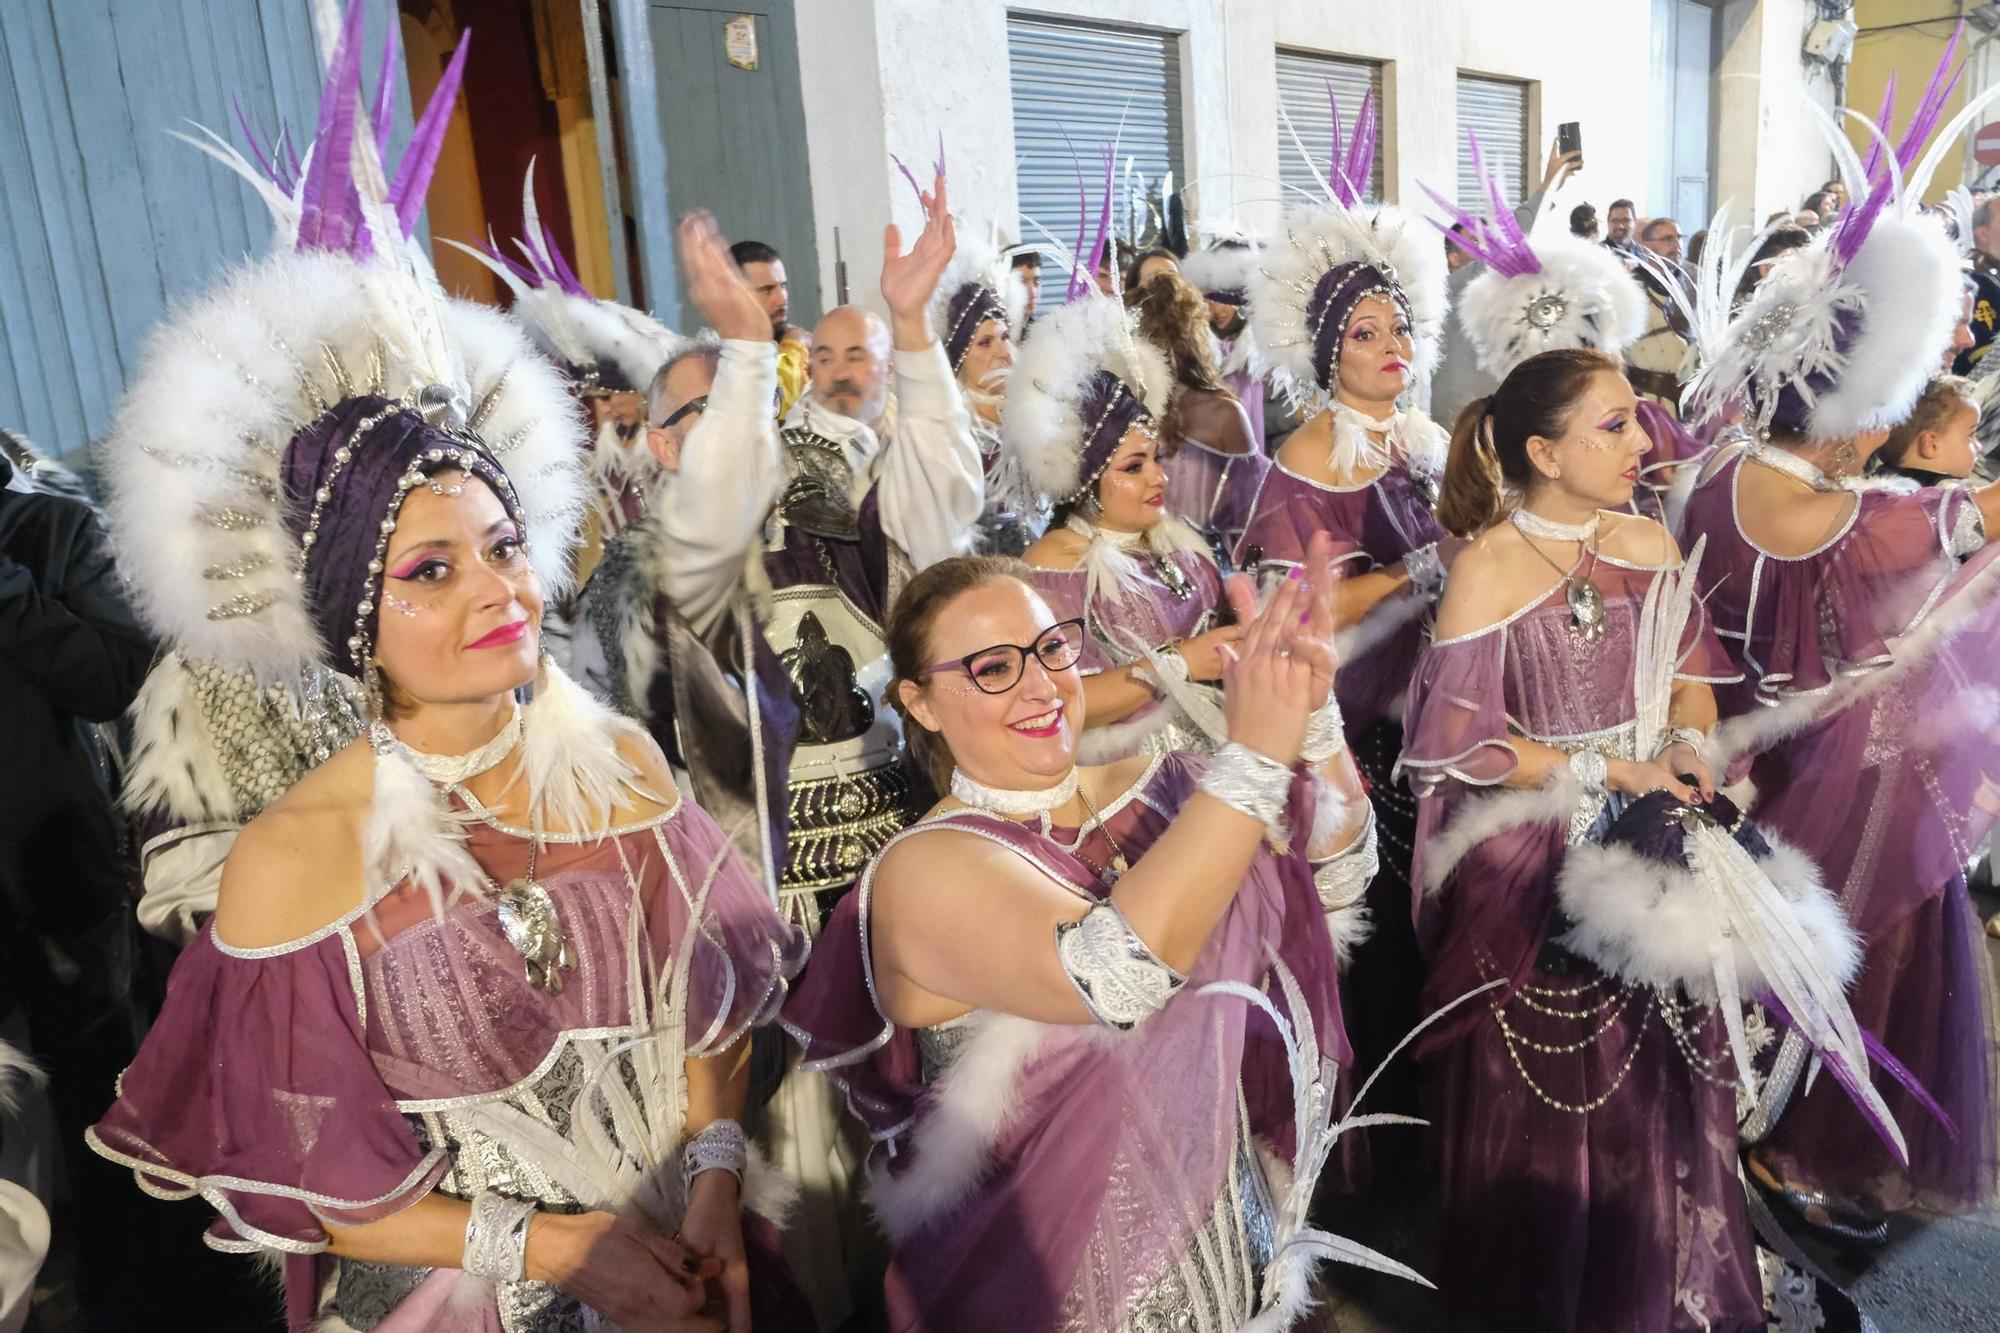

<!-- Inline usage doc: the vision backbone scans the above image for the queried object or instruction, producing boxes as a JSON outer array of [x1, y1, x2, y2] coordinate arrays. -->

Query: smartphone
[[1557, 121, 1583, 158]]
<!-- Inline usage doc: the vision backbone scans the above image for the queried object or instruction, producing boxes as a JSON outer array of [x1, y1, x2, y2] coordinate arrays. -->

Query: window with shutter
[[1455, 74, 1532, 209], [1006, 15, 1185, 306], [1275, 49, 1386, 206]]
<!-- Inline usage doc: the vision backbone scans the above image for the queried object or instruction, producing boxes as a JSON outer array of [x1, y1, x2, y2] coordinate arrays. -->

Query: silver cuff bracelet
[[463, 1190, 536, 1283], [1055, 901, 1187, 1030]]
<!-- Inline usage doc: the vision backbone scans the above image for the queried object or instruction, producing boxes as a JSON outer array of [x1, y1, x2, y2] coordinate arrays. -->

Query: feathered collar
[[1326, 399, 1448, 479], [1063, 513, 1213, 609]]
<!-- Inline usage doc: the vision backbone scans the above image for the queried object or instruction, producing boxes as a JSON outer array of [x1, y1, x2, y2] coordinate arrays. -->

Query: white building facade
[[791, 0, 1840, 317]]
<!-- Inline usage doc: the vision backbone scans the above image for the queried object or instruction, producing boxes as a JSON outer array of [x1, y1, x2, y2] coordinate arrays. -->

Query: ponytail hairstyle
[[1129, 271, 1237, 451], [1437, 347, 1621, 537], [886, 554, 1036, 794]]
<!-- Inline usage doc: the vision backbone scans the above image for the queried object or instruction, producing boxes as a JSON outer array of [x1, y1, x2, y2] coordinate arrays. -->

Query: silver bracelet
[[463, 1190, 537, 1282], [1653, 726, 1707, 764], [681, 1118, 749, 1196], [1567, 747, 1609, 798], [1199, 741, 1295, 839], [1150, 645, 1191, 690], [1299, 697, 1347, 763], [1402, 543, 1447, 598], [1055, 901, 1187, 1029]]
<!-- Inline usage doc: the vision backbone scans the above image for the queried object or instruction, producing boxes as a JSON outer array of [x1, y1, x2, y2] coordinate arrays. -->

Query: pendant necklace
[[1074, 780, 1130, 885], [497, 831, 574, 995], [371, 707, 573, 993], [1511, 507, 1607, 646]]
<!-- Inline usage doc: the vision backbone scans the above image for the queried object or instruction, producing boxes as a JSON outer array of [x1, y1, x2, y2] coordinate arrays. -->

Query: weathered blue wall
[[0, 0, 410, 465]]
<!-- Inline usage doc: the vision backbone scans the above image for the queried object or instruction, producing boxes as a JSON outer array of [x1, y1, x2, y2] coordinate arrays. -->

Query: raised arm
[[874, 575, 1324, 1026], [656, 212, 785, 631], [876, 170, 983, 569]]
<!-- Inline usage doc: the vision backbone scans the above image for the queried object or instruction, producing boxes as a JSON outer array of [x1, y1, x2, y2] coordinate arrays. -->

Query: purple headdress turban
[[281, 398, 525, 677], [943, 281, 1011, 373], [1304, 261, 1414, 393]]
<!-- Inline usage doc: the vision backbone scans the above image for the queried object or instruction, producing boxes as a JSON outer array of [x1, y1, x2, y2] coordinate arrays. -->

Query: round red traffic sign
[[1976, 121, 2000, 168]]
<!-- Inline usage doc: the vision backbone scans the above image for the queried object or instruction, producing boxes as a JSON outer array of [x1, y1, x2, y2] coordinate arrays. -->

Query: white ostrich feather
[[925, 226, 1027, 358]]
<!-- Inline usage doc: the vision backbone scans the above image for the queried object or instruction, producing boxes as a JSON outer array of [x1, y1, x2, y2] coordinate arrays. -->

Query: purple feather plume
[[1059, 126, 1091, 303], [370, 16, 399, 157], [388, 31, 469, 238], [1835, 22, 1965, 265], [1421, 132, 1540, 278], [891, 153, 925, 209], [478, 236, 539, 288], [934, 130, 946, 181], [1326, 86, 1348, 204], [295, 0, 370, 257], [1857, 72, 1896, 187], [1348, 89, 1377, 201], [1077, 144, 1116, 303], [232, 96, 277, 185], [541, 223, 589, 297]]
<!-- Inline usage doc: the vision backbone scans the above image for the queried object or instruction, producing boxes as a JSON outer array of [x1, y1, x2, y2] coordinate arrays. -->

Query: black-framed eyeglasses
[[927, 619, 1086, 695], [657, 395, 708, 429]]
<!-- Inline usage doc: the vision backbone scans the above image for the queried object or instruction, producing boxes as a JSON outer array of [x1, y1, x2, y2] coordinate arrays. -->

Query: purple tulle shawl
[[782, 753, 1346, 1331], [280, 397, 518, 675]]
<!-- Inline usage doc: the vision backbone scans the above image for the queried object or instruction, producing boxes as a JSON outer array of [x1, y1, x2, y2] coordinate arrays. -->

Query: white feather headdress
[[443, 159, 678, 395], [1684, 28, 1997, 438], [1002, 294, 1170, 506], [1250, 205, 1447, 405], [925, 225, 1029, 374], [1454, 235, 1649, 380]]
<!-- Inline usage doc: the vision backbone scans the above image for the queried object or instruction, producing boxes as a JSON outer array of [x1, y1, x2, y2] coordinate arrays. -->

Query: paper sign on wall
[[725, 15, 758, 71]]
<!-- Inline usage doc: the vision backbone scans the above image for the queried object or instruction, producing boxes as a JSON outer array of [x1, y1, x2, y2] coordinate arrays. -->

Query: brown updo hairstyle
[[1438, 348, 1621, 537], [886, 553, 1036, 793], [1129, 272, 1238, 451]]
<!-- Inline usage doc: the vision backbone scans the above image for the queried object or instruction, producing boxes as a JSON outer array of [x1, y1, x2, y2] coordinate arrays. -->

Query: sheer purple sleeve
[[1235, 470, 1371, 571], [1399, 631, 1517, 794], [1758, 489, 1969, 696], [649, 798, 809, 1054], [1675, 585, 1742, 684], [87, 930, 446, 1253]]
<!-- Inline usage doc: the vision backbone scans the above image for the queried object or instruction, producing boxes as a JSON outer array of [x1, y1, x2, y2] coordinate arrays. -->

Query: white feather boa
[[1322, 399, 1449, 481]]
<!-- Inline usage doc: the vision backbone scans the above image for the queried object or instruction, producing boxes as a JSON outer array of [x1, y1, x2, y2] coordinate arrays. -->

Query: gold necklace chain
[[1074, 779, 1130, 882]]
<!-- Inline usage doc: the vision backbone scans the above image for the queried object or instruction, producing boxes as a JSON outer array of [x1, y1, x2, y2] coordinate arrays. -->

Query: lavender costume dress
[[1679, 446, 2000, 1211], [1027, 531, 1226, 763], [1234, 437, 1447, 1174], [89, 795, 807, 1332], [1160, 390, 1270, 555], [783, 752, 1349, 1332], [1401, 550, 1764, 1333]]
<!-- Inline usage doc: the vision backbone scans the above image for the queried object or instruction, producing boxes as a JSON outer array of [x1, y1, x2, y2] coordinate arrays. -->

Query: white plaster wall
[[795, 0, 1833, 318], [1714, 0, 1838, 225]]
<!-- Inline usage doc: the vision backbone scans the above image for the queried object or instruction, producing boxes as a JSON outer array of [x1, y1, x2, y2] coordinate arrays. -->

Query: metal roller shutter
[[1007, 15, 1185, 305], [1455, 74, 1530, 208], [1275, 49, 1385, 206]]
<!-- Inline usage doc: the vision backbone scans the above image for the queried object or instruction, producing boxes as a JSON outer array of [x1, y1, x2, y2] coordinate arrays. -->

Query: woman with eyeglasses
[[1001, 289, 1253, 764], [781, 526, 1390, 1331]]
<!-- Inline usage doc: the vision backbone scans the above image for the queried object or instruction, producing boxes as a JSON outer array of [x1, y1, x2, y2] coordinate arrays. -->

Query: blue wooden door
[[0, 0, 410, 466]]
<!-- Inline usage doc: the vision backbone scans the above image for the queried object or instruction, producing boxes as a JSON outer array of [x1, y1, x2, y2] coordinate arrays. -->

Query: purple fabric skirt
[[1430, 967, 1765, 1333], [1764, 878, 2000, 1212]]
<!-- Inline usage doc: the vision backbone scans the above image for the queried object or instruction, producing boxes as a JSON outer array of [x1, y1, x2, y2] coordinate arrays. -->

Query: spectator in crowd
[[1009, 246, 1043, 331], [0, 438, 203, 1326], [1946, 277, 1979, 373], [1958, 194, 1998, 377], [1803, 189, 1839, 220], [1569, 201, 1599, 240], [1734, 224, 1812, 306], [1794, 208, 1822, 229], [731, 239, 812, 416], [1123, 245, 1180, 294], [1820, 177, 1848, 214], [1604, 197, 1642, 256], [1445, 221, 1475, 272], [1686, 227, 1709, 272], [1639, 216, 1684, 267]]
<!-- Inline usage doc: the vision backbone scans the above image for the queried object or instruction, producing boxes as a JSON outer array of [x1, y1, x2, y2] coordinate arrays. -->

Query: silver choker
[[1066, 514, 1148, 550], [371, 706, 522, 786], [1747, 442, 1844, 492], [951, 767, 1079, 817], [1510, 508, 1602, 542]]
